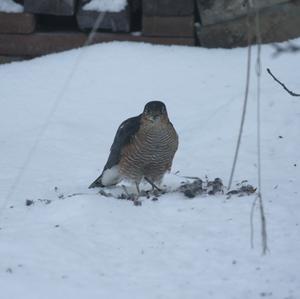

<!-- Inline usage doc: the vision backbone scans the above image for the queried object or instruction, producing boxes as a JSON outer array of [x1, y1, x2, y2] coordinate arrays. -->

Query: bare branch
[[267, 68, 300, 97]]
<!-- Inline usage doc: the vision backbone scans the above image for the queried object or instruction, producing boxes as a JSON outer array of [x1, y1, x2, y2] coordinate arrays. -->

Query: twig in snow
[[267, 68, 300, 97], [227, 184, 256, 198]]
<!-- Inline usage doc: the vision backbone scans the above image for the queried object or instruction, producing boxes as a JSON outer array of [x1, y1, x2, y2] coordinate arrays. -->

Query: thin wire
[[227, 6, 252, 190], [0, 12, 106, 219], [248, 0, 268, 255], [254, 0, 262, 195], [250, 196, 258, 248], [253, 0, 268, 254]]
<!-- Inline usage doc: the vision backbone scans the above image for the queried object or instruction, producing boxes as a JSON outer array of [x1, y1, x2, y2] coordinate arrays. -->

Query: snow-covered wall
[[83, 0, 127, 12], [0, 0, 23, 13]]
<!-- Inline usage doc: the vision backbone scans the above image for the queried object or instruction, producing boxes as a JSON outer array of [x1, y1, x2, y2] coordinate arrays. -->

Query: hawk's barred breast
[[119, 117, 178, 183]]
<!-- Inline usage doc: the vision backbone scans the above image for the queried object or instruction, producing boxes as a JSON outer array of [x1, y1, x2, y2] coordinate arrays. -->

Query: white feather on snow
[[0, 40, 299, 299], [83, 0, 127, 12], [0, 0, 23, 13]]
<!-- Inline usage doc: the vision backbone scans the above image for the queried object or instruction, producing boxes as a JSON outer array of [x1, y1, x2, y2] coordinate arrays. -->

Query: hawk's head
[[143, 101, 168, 122]]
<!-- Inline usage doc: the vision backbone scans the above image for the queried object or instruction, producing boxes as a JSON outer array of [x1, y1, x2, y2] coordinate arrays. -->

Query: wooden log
[[24, 0, 77, 16], [142, 15, 194, 37], [76, 0, 130, 32], [0, 12, 35, 34], [196, 0, 291, 26], [142, 0, 194, 16], [196, 1, 300, 48], [0, 32, 195, 57]]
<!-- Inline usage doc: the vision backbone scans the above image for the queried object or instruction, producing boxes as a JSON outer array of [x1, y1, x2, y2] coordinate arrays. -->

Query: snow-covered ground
[[0, 40, 299, 299]]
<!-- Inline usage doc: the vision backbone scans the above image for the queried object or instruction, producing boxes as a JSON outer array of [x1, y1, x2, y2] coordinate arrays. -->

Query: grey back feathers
[[104, 115, 141, 170]]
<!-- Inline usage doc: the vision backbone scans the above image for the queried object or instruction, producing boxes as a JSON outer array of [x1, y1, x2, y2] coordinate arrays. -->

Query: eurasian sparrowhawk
[[89, 101, 178, 191]]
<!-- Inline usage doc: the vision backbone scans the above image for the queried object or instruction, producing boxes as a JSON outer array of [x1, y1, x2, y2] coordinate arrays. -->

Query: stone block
[[197, 1, 300, 48], [196, 0, 290, 25]]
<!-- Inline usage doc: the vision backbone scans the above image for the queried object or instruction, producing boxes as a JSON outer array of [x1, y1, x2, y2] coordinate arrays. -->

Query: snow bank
[[0, 0, 23, 13], [83, 0, 127, 12], [0, 40, 299, 299]]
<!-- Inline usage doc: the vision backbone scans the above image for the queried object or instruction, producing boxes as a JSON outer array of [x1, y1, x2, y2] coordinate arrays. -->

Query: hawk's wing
[[103, 114, 142, 170], [89, 114, 141, 188]]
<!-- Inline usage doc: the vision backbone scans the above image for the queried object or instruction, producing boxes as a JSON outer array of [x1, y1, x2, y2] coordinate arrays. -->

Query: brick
[[196, 1, 300, 48], [142, 15, 194, 37], [143, 0, 194, 16], [24, 0, 77, 16], [0, 12, 35, 34], [0, 32, 195, 57]]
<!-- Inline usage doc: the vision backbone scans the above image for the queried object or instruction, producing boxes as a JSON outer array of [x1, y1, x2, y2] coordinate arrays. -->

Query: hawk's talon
[[144, 177, 162, 192]]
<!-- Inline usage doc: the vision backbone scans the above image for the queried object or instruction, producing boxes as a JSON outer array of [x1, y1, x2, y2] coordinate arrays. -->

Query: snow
[[0, 40, 300, 299], [83, 0, 127, 12], [0, 0, 23, 13]]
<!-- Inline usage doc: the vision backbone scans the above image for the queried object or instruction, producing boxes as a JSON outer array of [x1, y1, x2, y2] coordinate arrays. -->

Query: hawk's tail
[[88, 175, 104, 188], [89, 166, 121, 188]]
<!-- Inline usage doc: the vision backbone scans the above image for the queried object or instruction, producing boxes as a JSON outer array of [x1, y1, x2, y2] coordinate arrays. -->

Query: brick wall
[[0, 0, 300, 61]]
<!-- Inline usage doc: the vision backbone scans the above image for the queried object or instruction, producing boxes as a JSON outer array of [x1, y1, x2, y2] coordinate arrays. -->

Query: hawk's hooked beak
[[149, 114, 161, 122]]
